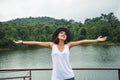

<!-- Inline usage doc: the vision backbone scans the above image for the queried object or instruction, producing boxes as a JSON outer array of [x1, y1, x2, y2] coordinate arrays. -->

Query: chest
[[57, 46, 64, 52], [52, 44, 70, 55]]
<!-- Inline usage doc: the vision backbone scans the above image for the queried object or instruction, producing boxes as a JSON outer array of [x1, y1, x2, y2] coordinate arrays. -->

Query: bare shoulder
[[48, 42, 54, 49], [68, 41, 82, 48], [36, 42, 53, 49], [68, 42, 74, 48]]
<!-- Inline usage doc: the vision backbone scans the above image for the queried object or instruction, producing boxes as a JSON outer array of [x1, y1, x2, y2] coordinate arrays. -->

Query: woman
[[13, 27, 107, 80]]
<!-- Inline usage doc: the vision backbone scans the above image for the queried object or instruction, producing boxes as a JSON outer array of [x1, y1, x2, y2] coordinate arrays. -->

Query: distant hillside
[[0, 12, 120, 49], [9, 16, 56, 24]]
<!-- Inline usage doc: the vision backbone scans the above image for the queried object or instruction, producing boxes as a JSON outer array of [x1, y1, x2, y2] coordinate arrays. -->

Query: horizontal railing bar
[[0, 68, 119, 80], [0, 76, 30, 80], [0, 68, 51, 71], [0, 71, 29, 73], [0, 68, 120, 71], [73, 68, 120, 70]]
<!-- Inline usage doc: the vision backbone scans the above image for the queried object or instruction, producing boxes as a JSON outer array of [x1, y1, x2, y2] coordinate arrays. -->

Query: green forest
[[0, 12, 120, 50]]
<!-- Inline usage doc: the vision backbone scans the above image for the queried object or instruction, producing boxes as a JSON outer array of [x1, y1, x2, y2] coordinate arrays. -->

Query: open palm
[[97, 36, 107, 42]]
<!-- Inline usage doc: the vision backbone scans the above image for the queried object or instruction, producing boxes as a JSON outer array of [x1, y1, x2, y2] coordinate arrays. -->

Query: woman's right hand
[[13, 40, 23, 44]]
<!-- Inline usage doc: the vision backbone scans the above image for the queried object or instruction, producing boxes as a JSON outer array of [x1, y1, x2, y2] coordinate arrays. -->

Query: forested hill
[[0, 12, 120, 49], [8, 16, 57, 24]]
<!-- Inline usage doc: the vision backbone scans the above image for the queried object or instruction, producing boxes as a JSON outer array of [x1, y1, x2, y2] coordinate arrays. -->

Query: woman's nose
[[63, 32, 66, 35]]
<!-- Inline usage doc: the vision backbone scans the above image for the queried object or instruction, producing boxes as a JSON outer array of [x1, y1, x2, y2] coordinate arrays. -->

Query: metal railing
[[0, 68, 120, 80]]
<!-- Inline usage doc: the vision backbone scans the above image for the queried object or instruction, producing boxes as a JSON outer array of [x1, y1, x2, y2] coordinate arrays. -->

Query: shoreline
[[87, 42, 120, 46], [0, 42, 120, 51]]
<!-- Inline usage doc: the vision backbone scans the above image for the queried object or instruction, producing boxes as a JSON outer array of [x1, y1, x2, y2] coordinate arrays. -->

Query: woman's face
[[58, 31, 67, 41]]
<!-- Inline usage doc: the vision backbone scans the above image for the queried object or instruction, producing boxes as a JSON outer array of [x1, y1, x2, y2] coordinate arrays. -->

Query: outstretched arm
[[68, 36, 107, 48], [13, 40, 53, 49]]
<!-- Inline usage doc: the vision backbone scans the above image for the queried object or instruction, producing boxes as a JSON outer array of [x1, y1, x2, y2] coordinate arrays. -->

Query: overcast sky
[[0, 0, 120, 22]]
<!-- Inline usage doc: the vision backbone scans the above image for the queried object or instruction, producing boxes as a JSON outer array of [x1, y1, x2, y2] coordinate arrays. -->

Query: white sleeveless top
[[51, 44, 74, 80]]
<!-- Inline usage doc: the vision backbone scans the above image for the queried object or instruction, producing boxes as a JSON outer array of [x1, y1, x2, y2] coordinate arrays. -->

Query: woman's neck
[[57, 40, 65, 52], [58, 40, 64, 46]]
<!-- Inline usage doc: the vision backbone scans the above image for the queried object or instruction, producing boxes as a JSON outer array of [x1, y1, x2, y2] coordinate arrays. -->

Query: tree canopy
[[0, 12, 120, 49]]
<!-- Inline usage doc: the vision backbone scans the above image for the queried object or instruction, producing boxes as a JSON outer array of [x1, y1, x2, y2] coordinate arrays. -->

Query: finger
[[99, 36, 102, 38], [97, 36, 102, 40], [105, 36, 107, 40], [103, 36, 107, 41], [13, 40, 18, 43], [13, 40, 16, 43], [105, 36, 107, 38]]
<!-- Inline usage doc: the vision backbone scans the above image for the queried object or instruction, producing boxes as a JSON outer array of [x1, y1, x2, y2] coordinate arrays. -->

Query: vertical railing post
[[23, 77, 25, 80], [29, 70, 32, 80], [118, 69, 120, 80]]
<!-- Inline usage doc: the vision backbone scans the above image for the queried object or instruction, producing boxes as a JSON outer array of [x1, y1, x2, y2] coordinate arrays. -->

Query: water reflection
[[0, 46, 120, 68], [95, 46, 119, 65], [0, 46, 120, 80], [70, 45, 120, 67]]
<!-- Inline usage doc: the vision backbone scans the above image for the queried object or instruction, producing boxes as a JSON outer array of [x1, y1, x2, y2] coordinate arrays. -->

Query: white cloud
[[0, 0, 120, 22]]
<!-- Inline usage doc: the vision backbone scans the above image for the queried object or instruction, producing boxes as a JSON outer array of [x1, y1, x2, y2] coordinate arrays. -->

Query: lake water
[[0, 45, 120, 80]]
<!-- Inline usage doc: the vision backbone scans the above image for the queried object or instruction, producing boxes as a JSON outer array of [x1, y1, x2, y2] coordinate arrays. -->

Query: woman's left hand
[[96, 36, 107, 42]]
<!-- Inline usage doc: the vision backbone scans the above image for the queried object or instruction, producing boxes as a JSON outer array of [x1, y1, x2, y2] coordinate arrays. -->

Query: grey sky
[[0, 0, 120, 22]]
